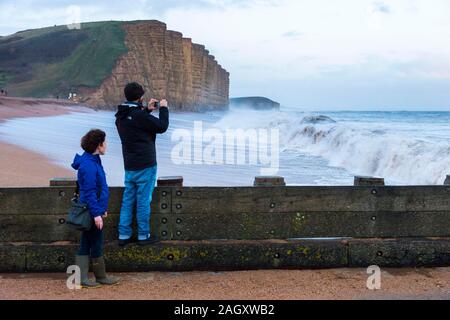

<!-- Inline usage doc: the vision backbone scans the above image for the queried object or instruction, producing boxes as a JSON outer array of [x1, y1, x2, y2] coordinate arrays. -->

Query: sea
[[1, 106, 450, 187]]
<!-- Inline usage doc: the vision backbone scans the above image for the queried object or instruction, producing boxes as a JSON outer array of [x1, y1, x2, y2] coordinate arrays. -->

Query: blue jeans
[[119, 165, 158, 241], [78, 223, 103, 258]]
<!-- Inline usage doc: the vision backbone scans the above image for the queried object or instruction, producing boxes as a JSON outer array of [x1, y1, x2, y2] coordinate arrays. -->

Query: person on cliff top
[[72, 129, 119, 288], [115, 82, 169, 246]]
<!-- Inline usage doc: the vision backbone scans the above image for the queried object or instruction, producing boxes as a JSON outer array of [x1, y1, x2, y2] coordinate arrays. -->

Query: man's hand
[[94, 216, 103, 230], [147, 98, 159, 111], [160, 99, 168, 108]]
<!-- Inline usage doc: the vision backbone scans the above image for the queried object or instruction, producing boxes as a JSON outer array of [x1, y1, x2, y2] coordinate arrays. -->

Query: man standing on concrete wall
[[115, 82, 169, 246]]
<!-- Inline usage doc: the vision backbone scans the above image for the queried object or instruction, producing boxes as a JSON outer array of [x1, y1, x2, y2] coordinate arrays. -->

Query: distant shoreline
[[0, 97, 84, 187]]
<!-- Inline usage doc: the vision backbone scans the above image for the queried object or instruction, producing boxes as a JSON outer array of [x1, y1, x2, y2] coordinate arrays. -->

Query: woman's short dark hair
[[81, 129, 106, 154]]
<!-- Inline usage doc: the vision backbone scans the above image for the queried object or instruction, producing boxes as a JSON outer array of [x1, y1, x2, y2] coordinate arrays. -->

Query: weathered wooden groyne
[[1, 176, 450, 272]]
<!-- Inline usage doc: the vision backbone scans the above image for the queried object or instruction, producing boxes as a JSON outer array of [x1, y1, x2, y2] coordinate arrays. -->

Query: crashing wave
[[214, 109, 450, 185], [282, 122, 450, 185], [300, 115, 336, 124]]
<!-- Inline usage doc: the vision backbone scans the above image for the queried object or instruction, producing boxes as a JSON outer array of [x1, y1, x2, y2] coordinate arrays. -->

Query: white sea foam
[[215, 107, 450, 185]]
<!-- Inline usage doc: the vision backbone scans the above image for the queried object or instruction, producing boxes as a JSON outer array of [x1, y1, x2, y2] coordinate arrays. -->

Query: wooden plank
[[0, 187, 172, 215], [10, 239, 348, 272], [157, 176, 183, 187], [49, 178, 77, 187], [348, 238, 450, 267], [2, 238, 450, 272], [2, 186, 450, 215], [25, 242, 79, 272], [171, 211, 450, 240], [354, 176, 385, 186], [0, 244, 26, 272], [171, 186, 450, 214], [2, 210, 450, 242], [0, 214, 172, 242], [254, 176, 286, 186]]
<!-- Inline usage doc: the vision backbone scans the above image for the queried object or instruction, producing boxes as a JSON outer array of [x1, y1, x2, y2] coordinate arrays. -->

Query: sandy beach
[[0, 97, 80, 187], [0, 268, 449, 300]]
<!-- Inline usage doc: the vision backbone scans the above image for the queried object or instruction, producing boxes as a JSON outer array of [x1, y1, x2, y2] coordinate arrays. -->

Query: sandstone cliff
[[81, 21, 230, 111]]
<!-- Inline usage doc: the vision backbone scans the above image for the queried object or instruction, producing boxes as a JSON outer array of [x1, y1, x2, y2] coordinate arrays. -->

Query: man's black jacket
[[115, 102, 169, 171]]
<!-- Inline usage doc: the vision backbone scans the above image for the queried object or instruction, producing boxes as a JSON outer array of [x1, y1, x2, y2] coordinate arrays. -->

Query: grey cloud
[[0, 0, 265, 35]]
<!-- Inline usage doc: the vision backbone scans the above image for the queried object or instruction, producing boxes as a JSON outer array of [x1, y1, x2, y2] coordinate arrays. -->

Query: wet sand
[[0, 96, 81, 119], [0, 97, 81, 186], [0, 268, 449, 300], [0, 141, 74, 187]]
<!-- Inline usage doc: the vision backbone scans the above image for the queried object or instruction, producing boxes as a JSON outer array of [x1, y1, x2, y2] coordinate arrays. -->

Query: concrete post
[[49, 177, 77, 187], [157, 176, 184, 187], [354, 176, 385, 186], [254, 176, 286, 187]]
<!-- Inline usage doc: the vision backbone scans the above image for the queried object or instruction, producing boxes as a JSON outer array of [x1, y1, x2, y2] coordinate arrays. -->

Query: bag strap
[[73, 181, 80, 200]]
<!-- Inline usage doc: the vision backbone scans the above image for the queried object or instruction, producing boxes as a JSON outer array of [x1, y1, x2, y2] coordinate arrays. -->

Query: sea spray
[[215, 108, 450, 185]]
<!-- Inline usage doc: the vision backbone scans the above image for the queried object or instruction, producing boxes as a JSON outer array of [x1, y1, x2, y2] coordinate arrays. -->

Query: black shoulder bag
[[66, 182, 93, 232]]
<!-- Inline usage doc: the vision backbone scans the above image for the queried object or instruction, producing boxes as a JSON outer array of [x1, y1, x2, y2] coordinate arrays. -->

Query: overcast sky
[[1, 0, 450, 110]]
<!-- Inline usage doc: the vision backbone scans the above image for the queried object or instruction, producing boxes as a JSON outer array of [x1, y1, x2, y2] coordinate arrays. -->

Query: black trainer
[[118, 238, 135, 247], [138, 235, 159, 246]]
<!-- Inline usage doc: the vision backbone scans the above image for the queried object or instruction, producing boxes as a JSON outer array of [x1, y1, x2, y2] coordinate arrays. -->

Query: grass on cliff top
[[0, 21, 128, 97], [58, 22, 128, 88]]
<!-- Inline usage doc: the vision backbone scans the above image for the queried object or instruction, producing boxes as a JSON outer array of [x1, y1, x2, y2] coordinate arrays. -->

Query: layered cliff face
[[83, 21, 229, 111], [0, 20, 229, 112]]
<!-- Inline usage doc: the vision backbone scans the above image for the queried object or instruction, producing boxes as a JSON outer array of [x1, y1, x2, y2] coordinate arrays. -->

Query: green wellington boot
[[92, 256, 120, 285], [75, 255, 102, 289]]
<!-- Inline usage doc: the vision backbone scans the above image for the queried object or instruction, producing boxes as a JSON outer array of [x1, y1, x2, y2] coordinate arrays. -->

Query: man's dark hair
[[81, 129, 106, 154], [124, 82, 145, 102]]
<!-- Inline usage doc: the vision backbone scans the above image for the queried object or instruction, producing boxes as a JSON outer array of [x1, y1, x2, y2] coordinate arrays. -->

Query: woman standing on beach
[[71, 129, 119, 288]]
